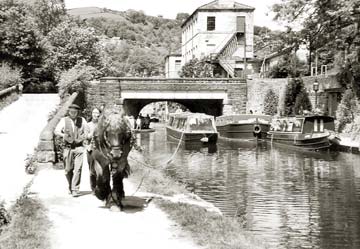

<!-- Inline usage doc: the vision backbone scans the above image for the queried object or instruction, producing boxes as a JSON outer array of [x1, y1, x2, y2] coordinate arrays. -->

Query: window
[[207, 16, 215, 31]]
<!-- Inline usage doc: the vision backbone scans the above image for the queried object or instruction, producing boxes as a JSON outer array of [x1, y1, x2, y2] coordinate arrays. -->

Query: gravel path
[[0, 94, 59, 208]]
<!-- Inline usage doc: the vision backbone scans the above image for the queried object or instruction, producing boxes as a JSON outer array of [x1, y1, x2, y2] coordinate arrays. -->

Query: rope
[[129, 129, 186, 195]]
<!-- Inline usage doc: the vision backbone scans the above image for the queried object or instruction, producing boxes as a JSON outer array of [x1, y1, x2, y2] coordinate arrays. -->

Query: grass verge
[[129, 152, 267, 249], [0, 182, 51, 249]]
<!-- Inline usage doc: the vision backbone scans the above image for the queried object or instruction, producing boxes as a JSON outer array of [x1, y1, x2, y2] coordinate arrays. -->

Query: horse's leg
[[93, 160, 111, 202], [111, 168, 125, 209]]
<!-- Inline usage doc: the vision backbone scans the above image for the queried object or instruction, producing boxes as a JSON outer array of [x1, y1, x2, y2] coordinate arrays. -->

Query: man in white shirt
[[54, 104, 88, 197]]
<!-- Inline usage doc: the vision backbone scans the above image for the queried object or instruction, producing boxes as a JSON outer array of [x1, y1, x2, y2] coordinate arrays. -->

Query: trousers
[[63, 146, 84, 192]]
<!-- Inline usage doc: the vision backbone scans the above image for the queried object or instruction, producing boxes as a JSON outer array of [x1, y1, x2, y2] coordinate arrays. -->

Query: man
[[54, 104, 88, 197]]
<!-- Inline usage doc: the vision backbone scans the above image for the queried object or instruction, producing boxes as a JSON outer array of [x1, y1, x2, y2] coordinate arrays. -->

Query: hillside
[[67, 7, 184, 77]]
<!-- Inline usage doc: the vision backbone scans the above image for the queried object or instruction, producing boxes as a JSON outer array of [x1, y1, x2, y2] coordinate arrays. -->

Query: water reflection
[[136, 126, 360, 249]]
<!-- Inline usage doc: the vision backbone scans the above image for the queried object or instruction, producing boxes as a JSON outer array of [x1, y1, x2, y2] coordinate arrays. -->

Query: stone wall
[[35, 93, 78, 169], [247, 77, 288, 114], [247, 74, 341, 115], [86, 77, 247, 116]]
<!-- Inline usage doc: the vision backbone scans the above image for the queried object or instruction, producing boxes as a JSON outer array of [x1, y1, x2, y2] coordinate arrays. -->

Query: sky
[[64, 0, 284, 30]]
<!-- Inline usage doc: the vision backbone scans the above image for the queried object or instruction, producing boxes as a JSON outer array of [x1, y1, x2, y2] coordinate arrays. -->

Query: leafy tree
[[0, 63, 23, 90], [45, 19, 102, 79], [179, 58, 215, 78], [0, 0, 44, 79], [30, 0, 66, 35], [263, 89, 279, 115], [283, 77, 311, 115]]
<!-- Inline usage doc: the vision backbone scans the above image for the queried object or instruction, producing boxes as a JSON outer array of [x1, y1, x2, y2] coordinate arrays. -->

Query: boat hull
[[267, 132, 332, 150], [217, 123, 270, 140], [166, 127, 218, 143]]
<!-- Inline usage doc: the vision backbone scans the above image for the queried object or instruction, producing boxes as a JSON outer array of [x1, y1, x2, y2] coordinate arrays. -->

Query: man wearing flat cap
[[55, 104, 88, 197]]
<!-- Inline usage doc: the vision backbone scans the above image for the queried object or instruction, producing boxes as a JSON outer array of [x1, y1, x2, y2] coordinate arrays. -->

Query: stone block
[[37, 140, 54, 151]]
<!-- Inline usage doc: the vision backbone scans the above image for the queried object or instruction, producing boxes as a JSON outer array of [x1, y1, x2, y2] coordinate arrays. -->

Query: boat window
[[286, 122, 294, 132], [314, 119, 318, 132], [177, 118, 186, 129], [169, 117, 174, 126], [189, 117, 214, 131], [320, 119, 324, 132], [293, 120, 302, 132]]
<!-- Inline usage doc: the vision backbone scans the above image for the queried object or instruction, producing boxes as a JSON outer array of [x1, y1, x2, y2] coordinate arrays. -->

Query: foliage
[[283, 77, 312, 115], [24, 154, 37, 175], [0, 64, 23, 90], [0, 189, 51, 249], [294, 89, 312, 115], [263, 89, 279, 115], [0, 200, 11, 235], [335, 88, 359, 132], [30, 0, 66, 35], [58, 63, 99, 99], [272, 0, 360, 76], [268, 52, 308, 78], [179, 58, 215, 78], [0, 0, 45, 79], [45, 19, 103, 79]]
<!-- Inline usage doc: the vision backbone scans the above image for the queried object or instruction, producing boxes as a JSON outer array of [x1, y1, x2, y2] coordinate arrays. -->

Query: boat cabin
[[270, 115, 335, 134], [168, 112, 217, 133]]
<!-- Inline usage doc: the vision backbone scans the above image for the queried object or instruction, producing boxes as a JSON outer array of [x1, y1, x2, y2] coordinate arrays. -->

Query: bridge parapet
[[86, 77, 247, 116]]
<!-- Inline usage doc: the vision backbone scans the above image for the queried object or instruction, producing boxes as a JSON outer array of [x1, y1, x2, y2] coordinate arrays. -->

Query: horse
[[90, 107, 135, 210]]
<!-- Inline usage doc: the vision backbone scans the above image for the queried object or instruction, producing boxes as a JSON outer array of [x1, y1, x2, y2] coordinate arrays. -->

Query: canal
[[136, 125, 360, 249]]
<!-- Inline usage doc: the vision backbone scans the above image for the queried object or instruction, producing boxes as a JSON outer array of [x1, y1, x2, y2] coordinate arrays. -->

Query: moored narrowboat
[[216, 114, 272, 140], [166, 112, 218, 144], [268, 115, 335, 150]]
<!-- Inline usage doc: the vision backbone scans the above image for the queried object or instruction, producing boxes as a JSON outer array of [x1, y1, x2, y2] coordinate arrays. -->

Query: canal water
[[136, 125, 360, 249]]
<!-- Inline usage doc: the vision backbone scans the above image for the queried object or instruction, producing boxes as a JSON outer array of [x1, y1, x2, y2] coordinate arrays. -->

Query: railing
[[219, 59, 235, 78], [218, 32, 239, 59]]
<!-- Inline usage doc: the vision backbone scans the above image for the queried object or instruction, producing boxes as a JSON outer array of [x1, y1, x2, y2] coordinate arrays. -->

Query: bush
[[335, 88, 359, 132], [0, 64, 23, 90], [179, 58, 215, 78], [284, 77, 311, 116], [263, 88, 279, 115], [0, 200, 11, 234], [58, 64, 100, 99]]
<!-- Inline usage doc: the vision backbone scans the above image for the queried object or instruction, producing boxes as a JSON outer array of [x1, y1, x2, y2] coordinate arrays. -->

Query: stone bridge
[[86, 77, 247, 117]]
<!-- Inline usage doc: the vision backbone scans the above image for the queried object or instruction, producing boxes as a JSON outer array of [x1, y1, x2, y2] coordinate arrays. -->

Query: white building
[[165, 54, 182, 78], [165, 0, 255, 78]]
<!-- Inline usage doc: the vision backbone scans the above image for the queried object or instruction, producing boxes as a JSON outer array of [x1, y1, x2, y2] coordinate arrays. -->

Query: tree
[[0, 0, 44, 79], [263, 89, 279, 115], [179, 58, 215, 78], [30, 0, 66, 35], [283, 77, 311, 115], [44, 19, 102, 79]]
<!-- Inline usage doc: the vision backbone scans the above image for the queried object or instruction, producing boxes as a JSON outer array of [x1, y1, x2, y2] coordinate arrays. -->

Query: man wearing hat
[[55, 104, 88, 197]]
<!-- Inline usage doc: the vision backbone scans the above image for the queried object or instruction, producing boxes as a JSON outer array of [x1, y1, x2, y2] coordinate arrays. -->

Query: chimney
[[217, 0, 235, 7]]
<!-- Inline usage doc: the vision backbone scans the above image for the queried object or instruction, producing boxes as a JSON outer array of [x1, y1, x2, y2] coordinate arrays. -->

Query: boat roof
[[168, 112, 214, 119], [274, 115, 335, 120]]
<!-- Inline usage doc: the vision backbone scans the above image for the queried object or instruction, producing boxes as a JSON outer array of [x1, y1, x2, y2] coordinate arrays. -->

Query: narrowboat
[[216, 114, 272, 140], [166, 112, 218, 144], [267, 115, 335, 150]]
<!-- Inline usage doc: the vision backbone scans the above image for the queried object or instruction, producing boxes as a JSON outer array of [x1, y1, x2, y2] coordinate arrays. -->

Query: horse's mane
[[94, 107, 132, 150]]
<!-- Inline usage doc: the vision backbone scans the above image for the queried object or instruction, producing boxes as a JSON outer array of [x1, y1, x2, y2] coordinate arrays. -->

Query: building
[[164, 54, 182, 78], [165, 0, 255, 78]]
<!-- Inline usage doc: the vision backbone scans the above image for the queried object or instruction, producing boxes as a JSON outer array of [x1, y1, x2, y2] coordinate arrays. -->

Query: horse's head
[[95, 107, 133, 170]]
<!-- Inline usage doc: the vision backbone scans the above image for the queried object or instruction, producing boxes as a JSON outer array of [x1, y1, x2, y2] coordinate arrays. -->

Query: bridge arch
[[85, 77, 247, 117]]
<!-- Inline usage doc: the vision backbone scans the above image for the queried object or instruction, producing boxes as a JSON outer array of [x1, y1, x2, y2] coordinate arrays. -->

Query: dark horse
[[90, 107, 135, 210]]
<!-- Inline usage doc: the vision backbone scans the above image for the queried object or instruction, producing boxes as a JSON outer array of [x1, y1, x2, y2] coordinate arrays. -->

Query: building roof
[[181, 0, 255, 28]]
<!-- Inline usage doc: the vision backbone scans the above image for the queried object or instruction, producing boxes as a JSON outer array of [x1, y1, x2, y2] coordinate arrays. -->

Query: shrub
[[284, 77, 311, 116], [58, 64, 100, 99], [0, 64, 23, 90], [263, 88, 279, 115], [179, 58, 214, 78], [335, 88, 359, 132], [0, 200, 11, 234]]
